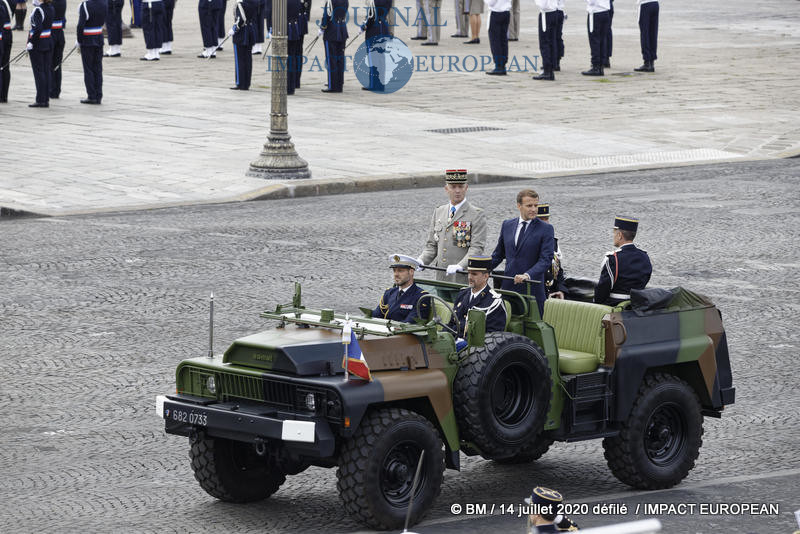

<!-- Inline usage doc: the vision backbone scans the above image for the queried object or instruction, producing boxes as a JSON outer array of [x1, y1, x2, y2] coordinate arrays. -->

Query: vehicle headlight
[[304, 392, 316, 411], [206, 375, 216, 395]]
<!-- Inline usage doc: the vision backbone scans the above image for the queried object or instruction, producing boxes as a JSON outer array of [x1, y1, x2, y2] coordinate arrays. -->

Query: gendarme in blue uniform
[[371, 283, 429, 323], [321, 0, 347, 92], [450, 285, 507, 338], [76, 0, 105, 103], [594, 243, 652, 305], [27, 0, 54, 107]]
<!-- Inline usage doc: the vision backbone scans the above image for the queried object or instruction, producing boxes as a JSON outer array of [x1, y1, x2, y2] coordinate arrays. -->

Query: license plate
[[167, 407, 208, 426]]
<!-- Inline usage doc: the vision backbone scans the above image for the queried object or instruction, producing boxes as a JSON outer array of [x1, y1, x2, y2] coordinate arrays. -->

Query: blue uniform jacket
[[299, 0, 310, 34], [50, 0, 66, 33], [363, 0, 390, 39], [232, 0, 258, 45], [287, 0, 302, 40], [594, 243, 652, 305], [371, 283, 429, 323], [545, 237, 567, 295], [28, 3, 54, 52], [491, 217, 554, 314], [322, 0, 347, 41], [449, 285, 507, 338], [76, 0, 107, 46]]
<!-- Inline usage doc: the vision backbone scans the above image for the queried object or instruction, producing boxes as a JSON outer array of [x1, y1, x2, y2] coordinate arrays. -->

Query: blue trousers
[[639, 1, 658, 61], [233, 43, 252, 88], [81, 44, 103, 100], [142, 1, 165, 49], [29, 48, 53, 104]]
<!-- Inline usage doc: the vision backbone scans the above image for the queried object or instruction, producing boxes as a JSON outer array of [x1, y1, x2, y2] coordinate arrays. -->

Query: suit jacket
[[419, 200, 487, 281], [490, 217, 554, 313], [371, 283, 429, 323], [594, 243, 652, 305], [450, 285, 507, 338]]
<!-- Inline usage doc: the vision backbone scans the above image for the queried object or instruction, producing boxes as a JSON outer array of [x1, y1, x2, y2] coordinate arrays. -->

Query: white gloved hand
[[26, 42, 34, 51], [415, 257, 426, 271], [267, 30, 272, 39], [75, 40, 80, 47], [227, 28, 235, 36], [318, 28, 323, 36], [446, 264, 463, 276]]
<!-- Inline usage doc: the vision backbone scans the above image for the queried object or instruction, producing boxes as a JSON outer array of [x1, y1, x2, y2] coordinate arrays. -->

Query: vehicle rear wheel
[[454, 332, 551, 459], [603, 372, 703, 489], [337, 408, 445, 530], [189, 435, 286, 502]]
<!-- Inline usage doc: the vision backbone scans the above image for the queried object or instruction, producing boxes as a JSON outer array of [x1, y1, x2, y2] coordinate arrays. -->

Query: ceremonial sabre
[[304, 34, 319, 55], [55, 42, 79, 71], [210, 32, 234, 60], [2, 48, 27, 70]]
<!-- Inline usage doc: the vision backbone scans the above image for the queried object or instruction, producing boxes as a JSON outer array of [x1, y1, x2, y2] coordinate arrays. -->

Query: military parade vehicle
[[156, 277, 735, 530]]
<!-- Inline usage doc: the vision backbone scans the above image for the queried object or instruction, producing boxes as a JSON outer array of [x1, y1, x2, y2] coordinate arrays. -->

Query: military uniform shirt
[[594, 242, 652, 304], [371, 283, 430, 323], [450, 285, 507, 338], [419, 200, 487, 281]]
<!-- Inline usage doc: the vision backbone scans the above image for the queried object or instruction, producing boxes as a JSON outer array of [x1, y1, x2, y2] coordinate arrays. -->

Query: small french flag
[[341, 320, 371, 381]]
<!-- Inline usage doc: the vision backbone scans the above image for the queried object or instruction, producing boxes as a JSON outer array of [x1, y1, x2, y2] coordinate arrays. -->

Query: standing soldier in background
[[129, 0, 141, 27], [554, 0, 564, 70], [421, 0, 440, 46], [26, 0, 54, 108], [581, 0, 610, 76], [198, 0, 221, 57], [159, 0, 174, 54], [320, 0, 347, 93], [295, 0, 309, 87], [506, 0, 518, 41], [360, 0, 390, 90], [13, 0, 25, 30], [140, 0, 163, 60], [532, 0, 557, 80], [486, 0, 510, 75], [451, 0, 466, 38], [0, 0, 12, 103], [48, 0, 63, 99], [216, 0, 227, 51], [229, 0, 257, 89], [286, 0, 302, 94], [634, 0, 658, 72], [536, 203, 567, 299], [76, 0, 104, 103], [105, 0, 124, 56], [417, 169, 487, 283], [250, 0, 266, 54], [604, 0, 612, 67], [410, 0, 425, 41]]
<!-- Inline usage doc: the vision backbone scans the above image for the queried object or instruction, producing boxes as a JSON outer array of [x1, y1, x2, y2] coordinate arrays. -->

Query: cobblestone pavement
[[1, 0, 800, 215], [1, 159, 799, 533]]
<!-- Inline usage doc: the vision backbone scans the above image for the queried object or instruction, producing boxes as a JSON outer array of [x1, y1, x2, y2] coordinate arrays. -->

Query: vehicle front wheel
[[337, 408, 445, 530], [189, 435, 286, 502], [603, 373, 704, 489]]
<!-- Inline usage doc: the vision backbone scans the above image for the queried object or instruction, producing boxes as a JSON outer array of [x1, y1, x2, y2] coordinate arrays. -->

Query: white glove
[[267, 30, 272, 39], [75, 40, 80, 47], [318, 28, 323, 36], [446, 264, 463, 276], [26, 42, 34, 51], [415, 257, 426, 271], [227, 28, 235, 36]]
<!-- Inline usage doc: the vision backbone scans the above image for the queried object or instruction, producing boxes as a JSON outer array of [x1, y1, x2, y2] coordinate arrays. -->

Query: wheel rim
[[644, 403, 687, 466], [380, 440, 425, 508], [490, 361, 535, 428]]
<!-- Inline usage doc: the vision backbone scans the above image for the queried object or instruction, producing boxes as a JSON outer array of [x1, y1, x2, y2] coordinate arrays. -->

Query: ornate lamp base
[[247, 133, 311, 180]]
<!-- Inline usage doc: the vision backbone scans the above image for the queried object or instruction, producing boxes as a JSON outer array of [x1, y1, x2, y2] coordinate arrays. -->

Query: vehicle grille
[[219, 373, 265, 402]]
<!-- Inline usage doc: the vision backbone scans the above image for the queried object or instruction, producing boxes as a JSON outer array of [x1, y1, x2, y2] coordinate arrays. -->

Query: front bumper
[[155, 394, 336, 457]]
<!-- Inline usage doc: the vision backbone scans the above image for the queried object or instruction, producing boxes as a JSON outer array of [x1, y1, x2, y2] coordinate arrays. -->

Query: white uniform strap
[[1, 0, 12, 20], [82, 1, 89, 20], [236, 1, 246, 23], [32, 5, 44, 23]]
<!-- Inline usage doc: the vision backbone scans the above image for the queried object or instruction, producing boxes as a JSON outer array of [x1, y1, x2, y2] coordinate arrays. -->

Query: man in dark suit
[[450, 256, 507, 338], [594, 216, 652, 305], [490, 189, 554, 316], [372, 255, 430, 323]]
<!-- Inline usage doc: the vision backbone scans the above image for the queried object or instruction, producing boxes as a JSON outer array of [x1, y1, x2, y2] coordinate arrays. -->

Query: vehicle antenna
[[208, 292, 214, 359], [402, 449, 425, 533]]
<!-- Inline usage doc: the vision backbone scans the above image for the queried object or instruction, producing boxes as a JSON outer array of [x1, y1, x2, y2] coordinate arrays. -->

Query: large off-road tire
[[493, 434, 555, 464], [189, 435, 286, 502], [337, 408, 445, 530], [603, 373, 704, 489], [454, 332, 551, 459]]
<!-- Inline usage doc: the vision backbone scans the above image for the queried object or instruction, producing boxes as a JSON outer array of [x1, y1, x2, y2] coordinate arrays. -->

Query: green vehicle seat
[[543, 299, 614, 374]]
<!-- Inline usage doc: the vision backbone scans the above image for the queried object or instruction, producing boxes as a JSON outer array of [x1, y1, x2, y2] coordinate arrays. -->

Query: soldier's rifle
[[54, 42, 79, 71]]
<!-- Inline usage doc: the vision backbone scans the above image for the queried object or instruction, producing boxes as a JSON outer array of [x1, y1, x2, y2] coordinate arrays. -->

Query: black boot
[[634, 60, 654, 72], [532, 69, 554, 80], [554, 62, 560, 72], [15, 8, 27, 30], [581, 65, 604, 76]]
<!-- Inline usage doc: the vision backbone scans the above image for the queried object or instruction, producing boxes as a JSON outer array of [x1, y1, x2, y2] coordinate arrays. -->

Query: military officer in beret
[[418, 169, 487, 283], [594, 216, 652, 305], [537, 203, 567, 299], [449, 256, 507, 338], [372, 255, 430, 323], [525, 486, 579, 532]]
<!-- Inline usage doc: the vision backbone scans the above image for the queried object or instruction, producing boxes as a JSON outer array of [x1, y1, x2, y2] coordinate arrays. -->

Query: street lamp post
[[247, 0, 311, 179]]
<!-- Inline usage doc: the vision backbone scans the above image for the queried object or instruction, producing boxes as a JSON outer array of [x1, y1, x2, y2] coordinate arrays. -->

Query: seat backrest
[[504, 300, 512, 330], [543, 299, 614, 364], [434, 299, 453, 325]]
